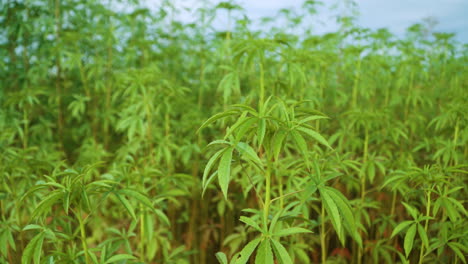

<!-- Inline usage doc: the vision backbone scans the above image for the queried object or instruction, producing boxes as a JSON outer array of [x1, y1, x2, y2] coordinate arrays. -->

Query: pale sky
[[148, 0, 468, 43]]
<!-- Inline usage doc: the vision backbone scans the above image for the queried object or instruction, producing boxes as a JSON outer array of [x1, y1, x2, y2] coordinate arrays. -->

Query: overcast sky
[[159, 0, 468, 43]]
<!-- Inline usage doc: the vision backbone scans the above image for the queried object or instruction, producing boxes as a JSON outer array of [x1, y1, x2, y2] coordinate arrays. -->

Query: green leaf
[[115, 193, 136, 221], [216, 252, 228, 264], [104, 254, 137, 264], [326, 187, 361, 246], [269, 209, 284, 234], [296, 126, 332, 149], [404, 224, 417, 257], [197, 110, 239, 133], [271, 239, 293, 264], [272, 129, 287, 161], [31, 190, 63, 219], [155, 209, 170, 226], [417, 224, 429, 249], [255, 239, 274, 264], [448, 242, 467, 264], [291, 130, 309, 165], [22, 232, 45, 264], [402, 202, 419, 220], [202, 149, 225, 190], [257, 118, 266, 147], [119, 189, 153, 209], [235, 142, 263, 168], [218, 147, 234, 200], [319, 188, 343, 243], [235, 238, 261, 264], [391, 221, 413, 238], [240, 216, 263, 233], [274, 227, 312, 237]]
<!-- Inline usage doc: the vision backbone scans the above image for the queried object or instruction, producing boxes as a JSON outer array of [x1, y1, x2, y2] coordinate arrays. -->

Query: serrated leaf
[[402, 202, 419, 220], [257, 119, 266, 147], [202, 149, 225, 189], [274, 227, 312, 237], [326, 187, 361, 247], [118, 189, 153, 210], [272, 130, 287, 161], [235, 142, 263, 168], [216, 252, 228, 264], [319, 188, 343, 243], [255, 239, 274, 264], [404, 224, 417, 257], [271, 239, 293, 264], [391, 221, 413, 238], [240, 216, 263, 233], [417, 224, 429, 249], [235, 238, 261, 264], [218, 147, 233, 200], [104, 254, 136, 264], [291, 130, 309, 165], [115, 193, 136, 221], [31, 191, 63, 219], [22, 232, 45, 264], [197, 110, 238, 133], [296, 126, 332, 149]]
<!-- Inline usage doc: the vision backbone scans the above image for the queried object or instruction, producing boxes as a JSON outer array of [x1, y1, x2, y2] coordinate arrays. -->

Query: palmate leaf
[[255, 239, 274, 264], [218, 147, 234, 200]]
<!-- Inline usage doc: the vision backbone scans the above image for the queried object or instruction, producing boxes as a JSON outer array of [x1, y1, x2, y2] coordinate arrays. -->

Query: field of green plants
[[1, 0, 467, 263]]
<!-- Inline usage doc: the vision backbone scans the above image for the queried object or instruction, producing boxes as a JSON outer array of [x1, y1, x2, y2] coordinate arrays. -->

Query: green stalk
[[351, 58, 361, 108], [418, 190, 431, 264], [54, 0, 63, 149], [453, 118, 459, 147], [259, 58, 265, 110], [321, 203, 327, 264], [23, 109, 28, 149], [361, 127, 369, 200], [357, 126, 369, 264], [263, 167, 271, 229], [78, 207, 91, 264], [139, 209, 146, 262]]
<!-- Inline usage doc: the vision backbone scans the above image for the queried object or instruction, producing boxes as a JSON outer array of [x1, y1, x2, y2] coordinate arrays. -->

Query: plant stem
[[361, 127, 369, 200], [140, 209, 146, 262], [263, 166, 271, 229], [321, 203, 327, 264], [418, 190, 431, 264], [78, 207, 91, 264], [259, 58, 265, 110], [351, 58, 361, 108]]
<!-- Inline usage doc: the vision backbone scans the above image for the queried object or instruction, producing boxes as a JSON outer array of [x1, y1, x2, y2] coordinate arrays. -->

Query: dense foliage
[[1, 0, 467, 263]]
